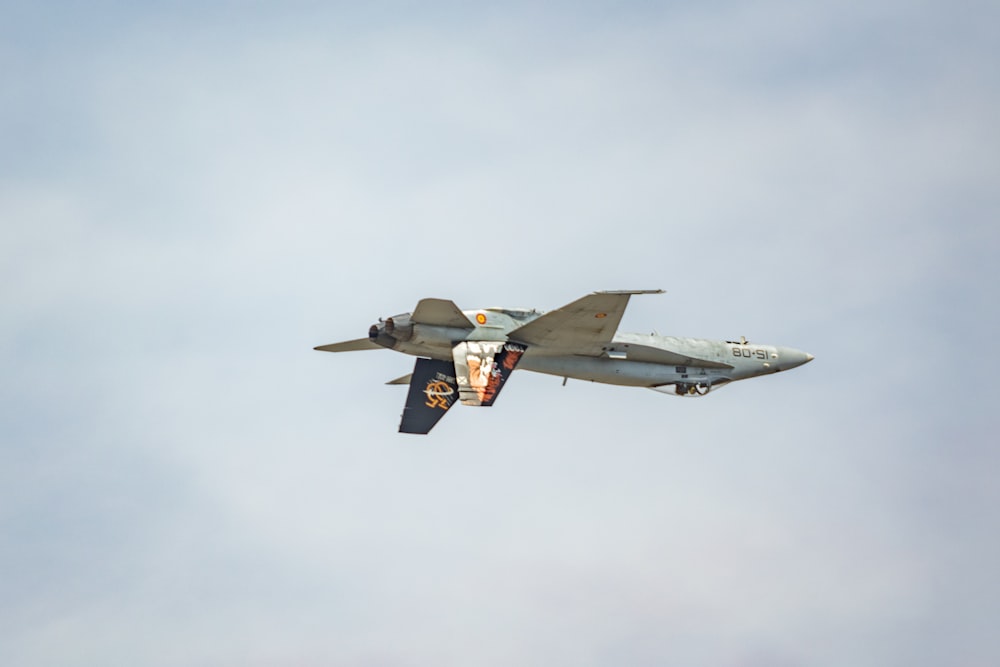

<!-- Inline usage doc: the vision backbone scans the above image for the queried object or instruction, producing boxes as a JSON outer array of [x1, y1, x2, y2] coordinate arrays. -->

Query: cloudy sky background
[[2, 1, 998, 665]]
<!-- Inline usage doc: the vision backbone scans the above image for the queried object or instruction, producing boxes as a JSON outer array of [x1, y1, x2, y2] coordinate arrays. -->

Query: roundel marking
[[475, 313, 487, 325]]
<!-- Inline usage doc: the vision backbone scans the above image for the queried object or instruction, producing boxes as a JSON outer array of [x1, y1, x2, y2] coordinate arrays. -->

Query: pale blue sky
[[2, 2, 998, 665]]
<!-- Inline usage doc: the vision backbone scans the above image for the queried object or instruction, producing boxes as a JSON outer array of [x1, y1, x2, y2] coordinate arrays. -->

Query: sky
[[2, 1, 999, 665]]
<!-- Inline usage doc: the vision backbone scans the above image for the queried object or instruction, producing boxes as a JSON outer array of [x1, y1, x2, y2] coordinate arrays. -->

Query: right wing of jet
[[508, 290, 663, 355]]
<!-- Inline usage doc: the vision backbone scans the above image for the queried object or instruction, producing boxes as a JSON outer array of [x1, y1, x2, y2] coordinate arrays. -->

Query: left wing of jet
[[508, 290, 663, 355]]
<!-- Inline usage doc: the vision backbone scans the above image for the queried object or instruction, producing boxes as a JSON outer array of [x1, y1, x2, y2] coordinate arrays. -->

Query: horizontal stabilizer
[[314, 338, 382, 353], [385, 373, 413, 385], [411, 298, 474, 328]]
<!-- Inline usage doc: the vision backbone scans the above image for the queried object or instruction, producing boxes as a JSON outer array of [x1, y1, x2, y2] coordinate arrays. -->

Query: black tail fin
[[399, 358, 459, 434]]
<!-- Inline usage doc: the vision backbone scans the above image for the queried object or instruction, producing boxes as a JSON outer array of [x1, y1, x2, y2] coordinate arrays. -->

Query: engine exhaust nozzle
[[383, 313, 414, 341]]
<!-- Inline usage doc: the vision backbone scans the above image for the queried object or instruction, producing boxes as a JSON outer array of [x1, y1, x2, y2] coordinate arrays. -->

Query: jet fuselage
[[316, 290, 813, 432], [367, 306, 812, 396]]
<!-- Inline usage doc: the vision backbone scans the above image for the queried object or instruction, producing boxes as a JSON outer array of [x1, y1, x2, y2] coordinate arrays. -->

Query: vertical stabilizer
[[399, 358, 459, 434], [452, 342, 527, 406]]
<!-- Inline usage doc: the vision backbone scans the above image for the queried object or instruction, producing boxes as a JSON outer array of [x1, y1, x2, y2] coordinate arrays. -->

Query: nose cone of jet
[[776, 347, 814, 370]]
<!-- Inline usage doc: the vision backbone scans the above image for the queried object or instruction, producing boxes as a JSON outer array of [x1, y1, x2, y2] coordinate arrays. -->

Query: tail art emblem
[[424, 380, 455, 409]]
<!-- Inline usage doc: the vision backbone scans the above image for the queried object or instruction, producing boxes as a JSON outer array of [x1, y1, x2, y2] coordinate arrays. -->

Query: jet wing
[[314, 338, 382, 352], [507, 290, 663, 354]]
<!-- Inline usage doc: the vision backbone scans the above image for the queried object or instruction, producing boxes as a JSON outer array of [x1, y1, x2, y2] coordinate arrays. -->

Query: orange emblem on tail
[[424, 380, 454, 409]]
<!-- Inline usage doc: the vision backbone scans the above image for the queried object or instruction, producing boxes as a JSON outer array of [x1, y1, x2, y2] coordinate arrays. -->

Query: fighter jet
[[315, 290, 813, 434]]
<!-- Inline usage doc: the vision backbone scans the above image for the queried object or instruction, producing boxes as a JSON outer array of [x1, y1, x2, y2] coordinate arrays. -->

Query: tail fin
[[399, 358, 459, 434], [452, 342, 527, 406]]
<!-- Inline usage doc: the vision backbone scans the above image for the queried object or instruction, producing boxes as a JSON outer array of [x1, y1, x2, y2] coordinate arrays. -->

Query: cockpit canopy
[[651, 378, 732, 397]]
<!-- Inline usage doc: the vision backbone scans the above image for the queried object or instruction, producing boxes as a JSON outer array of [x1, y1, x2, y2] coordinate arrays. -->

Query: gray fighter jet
[[315, 290, 813, 434]]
